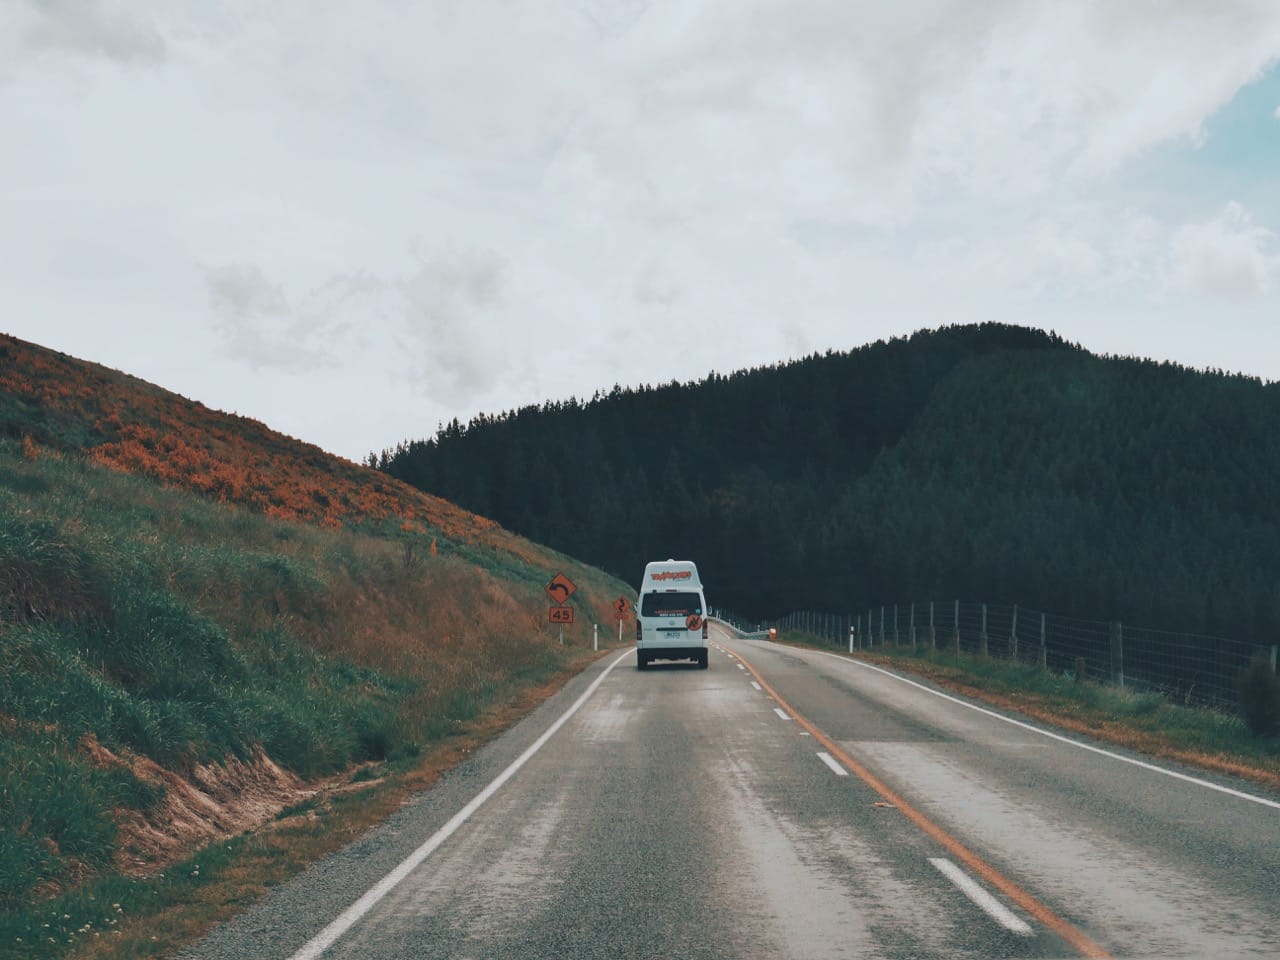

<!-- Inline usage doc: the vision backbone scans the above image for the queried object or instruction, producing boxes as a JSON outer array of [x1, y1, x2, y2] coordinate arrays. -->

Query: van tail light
[[702, 620, 709, 640], [636, 621, 642, 644]]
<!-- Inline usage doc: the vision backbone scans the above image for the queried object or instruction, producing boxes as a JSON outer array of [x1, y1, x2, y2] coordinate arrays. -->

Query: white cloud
[[208, 264, 287, 323], [399, 251, 508, 406], [6, 0, 165, 65], [1166, 202, 1280, 298], [206, 265, 375, 372], [3, 1, 1280, 459]]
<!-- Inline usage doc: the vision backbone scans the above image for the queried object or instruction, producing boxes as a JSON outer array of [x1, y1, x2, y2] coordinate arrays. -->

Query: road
[[183, 625, 1280, 960]]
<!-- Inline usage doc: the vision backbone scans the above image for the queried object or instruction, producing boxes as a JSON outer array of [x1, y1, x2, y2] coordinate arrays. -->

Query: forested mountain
[[372, 324, 1280, 644]]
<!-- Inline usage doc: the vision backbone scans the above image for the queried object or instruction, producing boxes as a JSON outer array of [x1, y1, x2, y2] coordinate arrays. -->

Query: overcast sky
[[3, 1, 1280, 461]]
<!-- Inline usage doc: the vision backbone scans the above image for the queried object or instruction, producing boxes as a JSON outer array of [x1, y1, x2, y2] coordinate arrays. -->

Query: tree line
[[371, 324, 1280, 647]]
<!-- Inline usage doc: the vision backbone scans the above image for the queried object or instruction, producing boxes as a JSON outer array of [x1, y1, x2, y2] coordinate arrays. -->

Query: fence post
[[893, 605, 900, 647], [909, 603, 916, 649], [1272, 645, 1278, 675], [1110, 621, 1124, 691], [1009, 604, 1019, 661], [979, 603, 989, 658], [880, 606, 886, 647], [1039, 612, 1047, 669], [953, 599, 960, 654], [928, 601, 936, 651]]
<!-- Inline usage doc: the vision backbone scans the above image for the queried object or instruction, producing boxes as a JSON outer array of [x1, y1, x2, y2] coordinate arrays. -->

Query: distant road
[[184, 625, 1280, 960]]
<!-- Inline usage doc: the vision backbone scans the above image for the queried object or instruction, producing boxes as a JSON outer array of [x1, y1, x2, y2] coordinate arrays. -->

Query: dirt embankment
[[80, 738, 314, 875]]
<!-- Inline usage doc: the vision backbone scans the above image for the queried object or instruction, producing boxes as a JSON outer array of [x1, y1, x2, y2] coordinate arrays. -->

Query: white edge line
[[773, 707, 790, 720], [817, 751, 848, 776], [287, 649, 633, 960], [791, 643, 1280, 811], [930, 858, 1032, 936]]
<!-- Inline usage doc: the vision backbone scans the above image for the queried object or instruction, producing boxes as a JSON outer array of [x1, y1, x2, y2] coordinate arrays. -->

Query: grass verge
[[3, 649, 609, 960], [0, 439, 631, 960]]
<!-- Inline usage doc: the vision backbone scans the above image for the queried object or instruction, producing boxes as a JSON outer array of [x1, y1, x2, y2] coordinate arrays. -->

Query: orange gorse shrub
[[0, 334, 506, 547]]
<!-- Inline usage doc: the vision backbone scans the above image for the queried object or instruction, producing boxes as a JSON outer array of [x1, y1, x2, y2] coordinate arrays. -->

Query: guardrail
[[709, 616, 769, 641]]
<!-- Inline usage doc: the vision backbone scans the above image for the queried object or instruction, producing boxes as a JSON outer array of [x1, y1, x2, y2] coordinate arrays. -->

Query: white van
[[635, 559, 709, 670]]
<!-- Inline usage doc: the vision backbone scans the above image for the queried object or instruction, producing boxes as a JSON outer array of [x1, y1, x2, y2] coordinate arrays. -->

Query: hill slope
[[0, 333, 629, 947], [375, 324, 1280, 644]]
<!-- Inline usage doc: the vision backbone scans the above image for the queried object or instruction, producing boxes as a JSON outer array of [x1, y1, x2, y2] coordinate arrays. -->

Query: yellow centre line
[[723, 642, 1112, 960]]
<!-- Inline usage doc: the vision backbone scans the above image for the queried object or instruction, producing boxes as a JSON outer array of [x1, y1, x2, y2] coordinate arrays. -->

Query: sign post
[[545, 573, 577, 645], [614, 596, 630, 643]]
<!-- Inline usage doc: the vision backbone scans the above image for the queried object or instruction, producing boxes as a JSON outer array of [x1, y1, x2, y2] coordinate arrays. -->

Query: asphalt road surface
[[182, 624, 1280, 960]]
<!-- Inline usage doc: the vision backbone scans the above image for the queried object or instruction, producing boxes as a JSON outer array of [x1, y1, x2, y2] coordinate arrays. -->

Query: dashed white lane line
[[737, 663, 746, 670], [750, 681, 762, 691], [929, 858, 1033, 936], [773, 707, 790, 721], [817, 752, 848, 776]]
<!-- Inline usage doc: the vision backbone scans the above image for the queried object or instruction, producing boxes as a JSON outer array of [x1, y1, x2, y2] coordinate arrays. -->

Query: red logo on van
[[686, 614, 703, 631]]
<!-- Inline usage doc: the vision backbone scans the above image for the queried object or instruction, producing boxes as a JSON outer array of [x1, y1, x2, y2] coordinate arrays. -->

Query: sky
[[3, 1, 1280, 462]]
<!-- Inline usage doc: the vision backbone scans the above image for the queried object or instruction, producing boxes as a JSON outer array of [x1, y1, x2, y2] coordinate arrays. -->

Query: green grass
[[0, 438, 631, 953], [784, 631, 1280, 774]]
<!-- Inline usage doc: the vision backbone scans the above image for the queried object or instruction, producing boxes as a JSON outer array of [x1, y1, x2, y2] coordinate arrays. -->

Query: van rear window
[[641, 592, 702, 617]]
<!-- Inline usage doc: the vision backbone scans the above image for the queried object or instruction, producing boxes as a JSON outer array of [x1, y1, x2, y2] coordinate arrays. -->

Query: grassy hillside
[[0, 334, 631, 958], [375, 324, 1280, 645]]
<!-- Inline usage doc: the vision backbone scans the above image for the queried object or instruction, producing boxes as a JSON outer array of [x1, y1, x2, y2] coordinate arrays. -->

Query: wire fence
[[715, 600, 1279, 713]]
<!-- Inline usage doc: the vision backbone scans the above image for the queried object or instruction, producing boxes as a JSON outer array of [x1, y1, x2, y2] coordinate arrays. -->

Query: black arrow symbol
[[548, 582, 570, 602]]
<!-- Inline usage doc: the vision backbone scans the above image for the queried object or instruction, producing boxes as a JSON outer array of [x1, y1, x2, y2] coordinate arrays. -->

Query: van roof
[[641, 559, 702, 591]]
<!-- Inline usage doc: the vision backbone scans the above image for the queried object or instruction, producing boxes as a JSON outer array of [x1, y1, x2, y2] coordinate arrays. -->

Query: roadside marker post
[[613, 596, 630, 645], [593, 623, 598, 652]]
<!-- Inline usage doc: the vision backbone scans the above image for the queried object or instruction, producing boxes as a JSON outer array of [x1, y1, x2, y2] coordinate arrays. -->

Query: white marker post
[[593, 623, 598, 652]]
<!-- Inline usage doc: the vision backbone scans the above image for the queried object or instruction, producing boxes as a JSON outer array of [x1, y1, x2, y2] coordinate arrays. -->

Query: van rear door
[[640, 591, 702, 637]]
